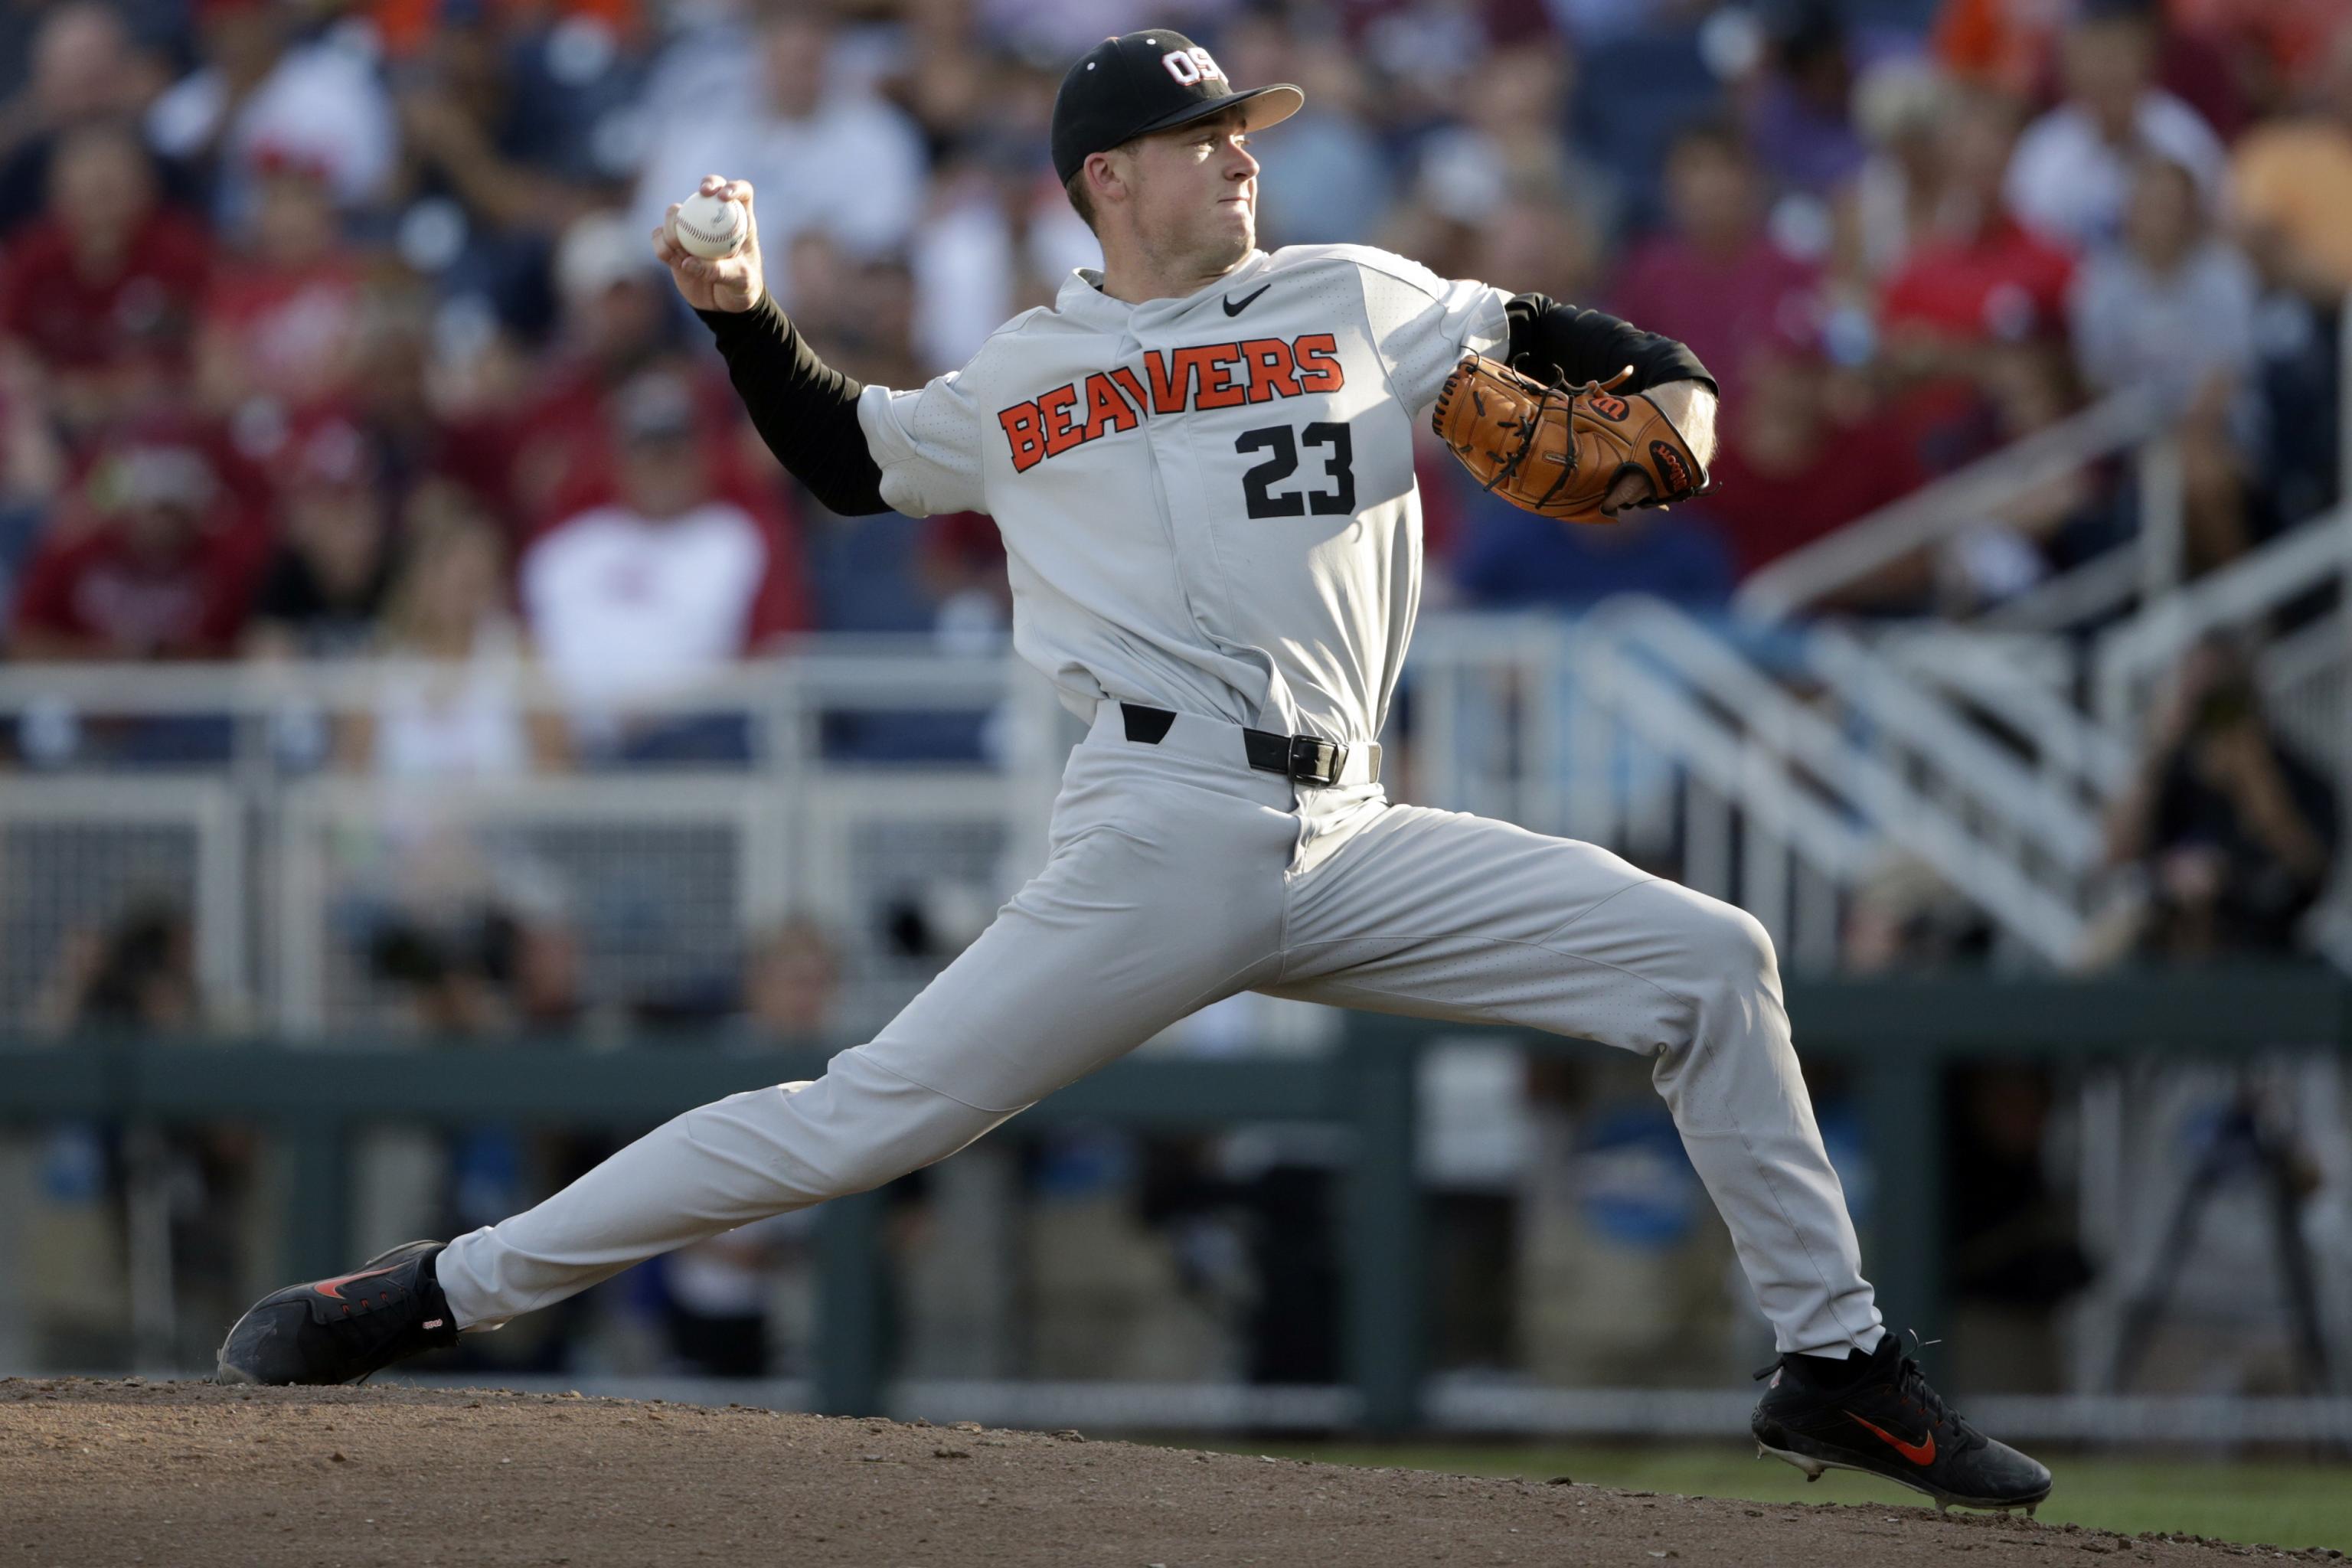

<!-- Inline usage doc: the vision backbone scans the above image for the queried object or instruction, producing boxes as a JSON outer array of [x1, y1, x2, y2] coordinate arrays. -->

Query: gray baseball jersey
[[434, 247, 1886, 1364], [854, 244, 1508, 745]]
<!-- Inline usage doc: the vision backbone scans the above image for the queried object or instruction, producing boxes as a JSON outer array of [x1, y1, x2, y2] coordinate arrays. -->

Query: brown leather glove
[[1430, 354, 1711, 522]]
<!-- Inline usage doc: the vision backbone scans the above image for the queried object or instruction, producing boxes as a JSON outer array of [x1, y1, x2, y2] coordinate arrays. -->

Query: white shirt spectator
[[2070, 239, 2259, 412], [910, 172, 1018, 376], [2004, 93, 2227, 252], [521, 499, 802, 714], [148, 31, 396, 225], [632, 86, 926, 297], [371, 621, 536, 782]]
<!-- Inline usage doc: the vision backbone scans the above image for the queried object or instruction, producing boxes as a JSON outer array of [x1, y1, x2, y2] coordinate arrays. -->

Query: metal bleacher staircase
[[1413, 337, 2352, 974]]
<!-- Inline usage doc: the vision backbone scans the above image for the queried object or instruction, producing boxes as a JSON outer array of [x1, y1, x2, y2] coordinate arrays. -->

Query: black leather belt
[[1119, 702, 1356, 787]]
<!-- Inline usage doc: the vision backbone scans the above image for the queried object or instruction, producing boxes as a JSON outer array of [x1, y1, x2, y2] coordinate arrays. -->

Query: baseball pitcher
[[220, 29, 2050, 1515]]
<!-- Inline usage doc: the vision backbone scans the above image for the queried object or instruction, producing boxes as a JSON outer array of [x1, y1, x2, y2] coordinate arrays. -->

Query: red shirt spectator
[[1880, 216, 2074, 344], [1608, 123, 1821, 408], [1879, 93, 2072, 351], [511, 355, 748, 537], [9, 430, 266, 658], [1935, 0, 2259, 134], [0, 123, 211, 432], [1697, 352, 1929, 580], [507, 211, 749, 535], [0, 207, 211, 368], [193, 156, 366, 417]]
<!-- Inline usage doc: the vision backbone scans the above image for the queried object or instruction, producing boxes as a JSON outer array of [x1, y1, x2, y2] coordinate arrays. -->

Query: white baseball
[[673, 190, 747, 260]]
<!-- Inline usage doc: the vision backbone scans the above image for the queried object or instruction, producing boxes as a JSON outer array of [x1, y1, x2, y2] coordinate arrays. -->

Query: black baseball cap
[[1050, 30, 1302, 186]]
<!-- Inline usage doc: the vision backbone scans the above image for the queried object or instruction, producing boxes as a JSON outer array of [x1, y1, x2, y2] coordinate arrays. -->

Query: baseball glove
[[1430, 354, 1710, 522]]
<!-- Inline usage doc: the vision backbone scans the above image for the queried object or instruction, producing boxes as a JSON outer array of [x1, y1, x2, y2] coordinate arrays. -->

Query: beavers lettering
[[999, 334, 1344, 472]]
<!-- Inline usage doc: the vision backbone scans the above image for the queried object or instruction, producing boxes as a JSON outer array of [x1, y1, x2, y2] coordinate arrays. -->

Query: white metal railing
[[1411, 604, 2096, 968], [2093, 506, 2352, 733], [1733, 389, 2168, 624], [0, 645, 1047, 1034], [1802, 624, 2109, 868], [1870, 625, 2138, 797]]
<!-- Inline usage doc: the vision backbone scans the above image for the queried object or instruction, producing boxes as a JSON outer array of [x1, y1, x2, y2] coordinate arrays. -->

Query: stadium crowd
[[1, 0, 2350, 685]]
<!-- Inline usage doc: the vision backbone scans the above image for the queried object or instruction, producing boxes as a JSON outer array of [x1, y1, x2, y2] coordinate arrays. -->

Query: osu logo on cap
[[1161, 46, 1226, 85]]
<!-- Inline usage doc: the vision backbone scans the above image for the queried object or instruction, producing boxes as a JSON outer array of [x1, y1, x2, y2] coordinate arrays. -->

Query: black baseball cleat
[[1750, 1331, 2053, 1514], [216, 1240, 459, 1386]]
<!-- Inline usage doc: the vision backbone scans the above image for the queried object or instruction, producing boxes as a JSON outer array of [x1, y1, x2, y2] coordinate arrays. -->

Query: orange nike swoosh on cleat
[[1844, 1411, 1936, 1465], [311, 1267, 398, 1302]]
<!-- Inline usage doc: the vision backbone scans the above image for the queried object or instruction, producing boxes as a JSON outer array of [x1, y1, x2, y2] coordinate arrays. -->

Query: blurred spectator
[[0, 119, 211, 443], [7, 416, 264, 659], [1942, 1066, 2094, 1393], [631, 9, 926, 300], [1930, 0, 2060, 98], [335, 288, 514, 517], [1838, 57, 1953, 290], [1413, 44, 1621, 253], [519, 371, 810, 756], [2099, 635, 2337, 960], [147, 0, 397, 229], [190, 149, 367, 421], [2174, 0, 2352, 113], [1609, 120, 1821, 407], [1937, 340, 2116, 603], [1878, 92, 2075, 377], [32, 896, 201, 1034], [738, 916, 842, 1043], [884, 0, 995, 155], [2233, 22, 2352, 302], [242, 416, 393, 659], [1465, 186, 1603, 311], [2072, 155, 2259, 569], [2073, 158, 2259, 410], [1936, 0, 2259, 136], [2004, 5, 2227, 252], [1221, 11, 1393, 247], [511, 207, 728, 529], [905, 157, 1027, 374], [1690, 345, 1928, 586], [1743, 2, 1867, 199], [343, 485, 567, 777], [1844, 854, 1992, 971], [0, 2, 175, 235], [915, 509, 1011, 645], [388, 5, 611, 226]]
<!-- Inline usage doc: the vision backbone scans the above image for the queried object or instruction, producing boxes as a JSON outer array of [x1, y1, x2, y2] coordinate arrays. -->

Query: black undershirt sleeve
[[696, 292, 892, 516], [1504, 293, 1717, 397]]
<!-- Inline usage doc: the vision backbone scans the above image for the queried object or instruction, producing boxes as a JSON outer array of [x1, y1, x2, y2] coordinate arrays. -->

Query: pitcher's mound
[[0, 1378, 2298, 1566]]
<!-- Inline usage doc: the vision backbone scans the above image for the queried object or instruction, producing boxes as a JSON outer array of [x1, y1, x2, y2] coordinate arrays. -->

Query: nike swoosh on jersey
[[1223, 285, 1271, 317]]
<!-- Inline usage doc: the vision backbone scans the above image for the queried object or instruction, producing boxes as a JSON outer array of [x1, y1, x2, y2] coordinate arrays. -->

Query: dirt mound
[[0, 1378, 2318, 1566]]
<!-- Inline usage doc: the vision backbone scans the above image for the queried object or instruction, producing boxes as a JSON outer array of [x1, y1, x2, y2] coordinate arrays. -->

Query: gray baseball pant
[[435, 705, 1885, 1356]]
